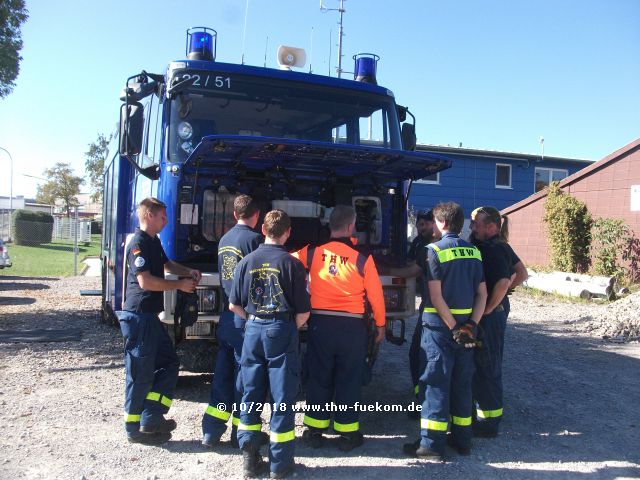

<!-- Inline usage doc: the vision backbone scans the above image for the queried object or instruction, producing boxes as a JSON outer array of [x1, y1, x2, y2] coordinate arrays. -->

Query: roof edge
[[502, 137, 640, 216]]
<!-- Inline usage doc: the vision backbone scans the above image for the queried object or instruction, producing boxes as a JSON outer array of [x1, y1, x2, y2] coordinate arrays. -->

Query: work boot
[[338, 431, 364, 452], [446, 433, 471, 456], [402, 438, 420, 456], [302, 428, 325, 449], [140, 417, 177, 434], [415, 446, 444, 461], [270, 463, 296, 479], [403, 439, 443, 460], [202, 433, 221, 449], [127, 431, 172, 445], [242, 445, 267, 478]]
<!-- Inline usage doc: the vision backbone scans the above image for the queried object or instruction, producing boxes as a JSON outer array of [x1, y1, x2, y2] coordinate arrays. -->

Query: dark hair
[[433, 202, 464, 234], [234, 194, 259, 219], [416, 209, 434, 223], [329, 205, 356, 231], [263, 209, 291, 238]]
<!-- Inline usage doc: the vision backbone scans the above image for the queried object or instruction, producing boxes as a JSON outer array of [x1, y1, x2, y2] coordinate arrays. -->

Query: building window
[[495, 163, 512, 188], [535, 167, 568, 192], [416, 172, 440, 184]]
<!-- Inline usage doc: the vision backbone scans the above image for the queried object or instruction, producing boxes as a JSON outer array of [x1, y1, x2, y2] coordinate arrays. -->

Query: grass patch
[[0, 235, 101, 278]]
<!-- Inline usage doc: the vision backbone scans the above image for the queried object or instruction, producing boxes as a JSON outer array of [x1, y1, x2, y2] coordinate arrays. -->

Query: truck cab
[[103, 28, 451, 370]]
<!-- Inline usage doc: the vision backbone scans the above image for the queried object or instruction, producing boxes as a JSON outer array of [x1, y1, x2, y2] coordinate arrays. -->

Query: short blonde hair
[[137, 197, 166, 222]]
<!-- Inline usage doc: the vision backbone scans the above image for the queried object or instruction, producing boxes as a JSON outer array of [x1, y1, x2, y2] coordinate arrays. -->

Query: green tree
[[85, 132, 112, 202], [0, 0, 29, 98], [36, 163, 84, 217]]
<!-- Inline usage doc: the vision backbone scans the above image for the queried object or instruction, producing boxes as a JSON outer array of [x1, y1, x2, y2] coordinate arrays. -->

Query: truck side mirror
[[397, 105, 408, 123], [401, 123, 416, 151], [119, 102, 144, 156]]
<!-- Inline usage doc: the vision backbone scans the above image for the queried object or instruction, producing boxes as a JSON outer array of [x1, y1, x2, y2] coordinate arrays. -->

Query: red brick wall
[[503, 139, 640, 268]]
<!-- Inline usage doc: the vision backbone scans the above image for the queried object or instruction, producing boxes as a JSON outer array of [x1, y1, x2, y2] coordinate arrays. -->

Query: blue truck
[[101, 27, 450, 370]]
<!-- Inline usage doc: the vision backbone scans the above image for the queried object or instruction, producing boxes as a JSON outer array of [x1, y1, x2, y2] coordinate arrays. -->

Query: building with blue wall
[[409, 144, 593, 216]]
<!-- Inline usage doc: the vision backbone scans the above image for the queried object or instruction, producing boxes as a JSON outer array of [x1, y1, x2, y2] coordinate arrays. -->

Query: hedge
[[12, 209, 54, 245]]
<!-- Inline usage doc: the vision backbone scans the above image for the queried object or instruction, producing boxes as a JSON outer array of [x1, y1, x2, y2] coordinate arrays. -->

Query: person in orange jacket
[[293, 205, 385, 452]]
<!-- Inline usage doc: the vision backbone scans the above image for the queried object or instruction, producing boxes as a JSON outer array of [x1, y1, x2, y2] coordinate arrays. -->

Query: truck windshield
[[168, 71, 401, 162]]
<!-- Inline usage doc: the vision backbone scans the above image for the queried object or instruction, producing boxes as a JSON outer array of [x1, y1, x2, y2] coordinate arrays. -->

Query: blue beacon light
[[353, 53, 380, 85], [186, 27, 217, 61]]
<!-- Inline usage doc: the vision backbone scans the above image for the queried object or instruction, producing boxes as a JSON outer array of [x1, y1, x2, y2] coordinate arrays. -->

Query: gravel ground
[[0, 275, 639, 480]]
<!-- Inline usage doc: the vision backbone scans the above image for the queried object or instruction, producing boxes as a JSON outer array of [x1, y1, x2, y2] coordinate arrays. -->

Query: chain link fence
[[1, 208, 100, 276]]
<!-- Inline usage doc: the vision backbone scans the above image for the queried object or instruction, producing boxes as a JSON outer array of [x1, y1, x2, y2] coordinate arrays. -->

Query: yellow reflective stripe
[[451, 415, 472, 426], [434, 247, 482, 263], [414, 384, 419, 395], [303, 415, 330, 429], [423, 307, 473, 315], [205, 405, 231, 421], [476, 408, 503, 419], [125, 413, 141, 423], [232, 415, 240, 426], [429, 244, 441, 251], [270, 430, 295, 443], [421, 418, 448, 431], [333, 421, 359, 433], [238, 422, 262, 431], [146, 391, 172, 408]]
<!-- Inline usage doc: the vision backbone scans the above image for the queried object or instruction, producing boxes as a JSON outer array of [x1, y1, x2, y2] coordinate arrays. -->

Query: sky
[[0, 0, 638, 199]]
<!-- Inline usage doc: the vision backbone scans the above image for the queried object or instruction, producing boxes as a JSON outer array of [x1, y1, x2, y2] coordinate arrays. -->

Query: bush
[[91, 221, 102, 235], [12, 209, 54, 245], [591, 218, 632, 280], [543, 183, 592, 273]]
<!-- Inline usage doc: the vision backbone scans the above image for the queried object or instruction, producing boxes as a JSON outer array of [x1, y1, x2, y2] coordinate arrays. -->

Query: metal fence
[[1, 208, 98, 275], [0, 210, 10, 242]]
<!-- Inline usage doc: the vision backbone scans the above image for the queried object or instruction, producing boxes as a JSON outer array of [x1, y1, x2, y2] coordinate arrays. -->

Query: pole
[[337, 0, 345, 78], [74, 205, 79, 276], [0, 147, 13, 242]]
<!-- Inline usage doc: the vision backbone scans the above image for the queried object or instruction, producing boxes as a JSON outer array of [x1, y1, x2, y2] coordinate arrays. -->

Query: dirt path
[[0, 276, 638, 479]]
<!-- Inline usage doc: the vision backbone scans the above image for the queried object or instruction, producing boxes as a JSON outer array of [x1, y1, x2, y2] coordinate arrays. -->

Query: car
[[0, 239, 12, 269]]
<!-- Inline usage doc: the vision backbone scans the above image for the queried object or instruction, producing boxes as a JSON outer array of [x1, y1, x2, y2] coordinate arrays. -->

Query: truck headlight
[[178, 121, 193, 139]]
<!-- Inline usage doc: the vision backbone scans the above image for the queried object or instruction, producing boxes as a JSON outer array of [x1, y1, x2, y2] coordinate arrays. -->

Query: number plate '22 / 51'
[[179, 73, 231, 89]]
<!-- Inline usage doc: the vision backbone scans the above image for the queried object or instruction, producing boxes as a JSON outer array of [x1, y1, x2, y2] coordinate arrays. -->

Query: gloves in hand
[[452, 322, 477, 346]]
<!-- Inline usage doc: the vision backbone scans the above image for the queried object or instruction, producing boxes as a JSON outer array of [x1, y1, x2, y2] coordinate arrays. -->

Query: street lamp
[[0, 146, 13, 241], [23, 174, 53, 214]]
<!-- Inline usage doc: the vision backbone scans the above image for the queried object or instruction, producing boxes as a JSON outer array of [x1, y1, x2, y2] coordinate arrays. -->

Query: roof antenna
[[241, 0, 250, 64], [320, 0, 346, 78], [309, 27, 314, 73], [264, 35, 269, 67], [540, 136, 545, 162]]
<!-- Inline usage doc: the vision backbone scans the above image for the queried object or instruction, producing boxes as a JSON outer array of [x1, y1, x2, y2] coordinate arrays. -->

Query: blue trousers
[[116, 310, 179, 434], [409, 299, 426, 400], [303, 315, 367, 434], [473, 308, 507, 432], [238, 318, 298, 476], [419, 325, 474, 453], [202, 310, 245, 440]]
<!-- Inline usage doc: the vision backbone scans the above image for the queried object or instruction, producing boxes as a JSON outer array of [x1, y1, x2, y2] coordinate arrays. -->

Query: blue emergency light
[[186, 27, 217, 61], [353, 53, 379, 84]]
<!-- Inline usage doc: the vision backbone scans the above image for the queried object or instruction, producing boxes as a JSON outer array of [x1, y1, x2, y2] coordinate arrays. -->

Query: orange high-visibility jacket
[[294, 238, 386, 327]]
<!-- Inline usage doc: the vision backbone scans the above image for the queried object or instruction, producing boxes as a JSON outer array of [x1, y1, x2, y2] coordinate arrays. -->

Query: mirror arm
[[122, 154, 160, 180]]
